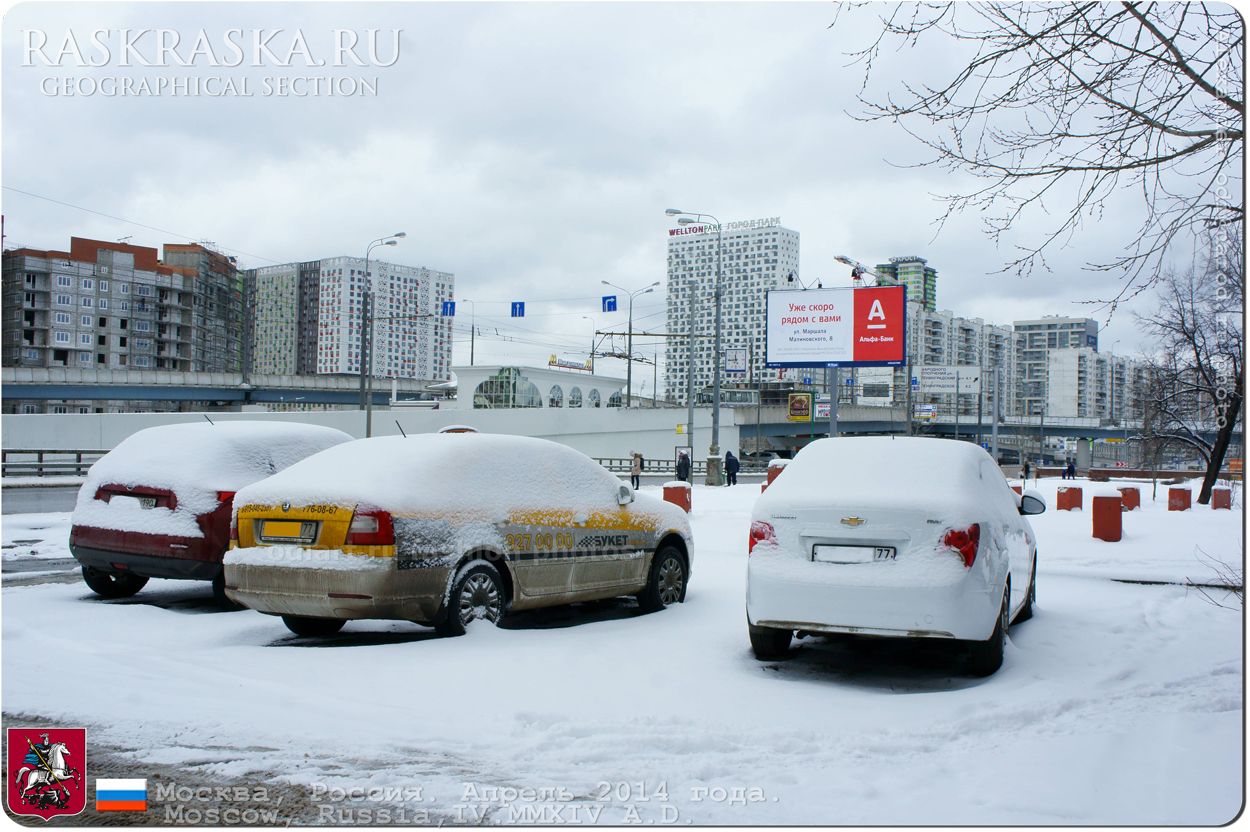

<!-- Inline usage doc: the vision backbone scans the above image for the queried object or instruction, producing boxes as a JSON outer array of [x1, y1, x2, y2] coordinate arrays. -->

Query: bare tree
[[1136, 228, 1242, 504], [838, 2, 1244, 295]]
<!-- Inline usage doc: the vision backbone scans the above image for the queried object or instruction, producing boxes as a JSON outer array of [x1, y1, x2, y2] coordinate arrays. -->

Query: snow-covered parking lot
[[3, 478, 1243, 825]]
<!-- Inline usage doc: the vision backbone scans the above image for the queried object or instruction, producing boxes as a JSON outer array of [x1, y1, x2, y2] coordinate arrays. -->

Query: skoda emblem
[[840, 517, 865, 526], [281, 502, 291, 513]]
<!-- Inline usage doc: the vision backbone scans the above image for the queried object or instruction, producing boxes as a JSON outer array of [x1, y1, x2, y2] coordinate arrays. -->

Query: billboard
[[787, 392, 813, 421], [765, 286, 906, 368]]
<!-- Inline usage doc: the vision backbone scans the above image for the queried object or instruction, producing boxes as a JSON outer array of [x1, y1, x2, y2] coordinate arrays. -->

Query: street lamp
[[360, 232, 405, 438], [582, 315, 596, 373], [602, 280, 659, 407], [462, 299, 476, 366], [666, 208, 724, 485]]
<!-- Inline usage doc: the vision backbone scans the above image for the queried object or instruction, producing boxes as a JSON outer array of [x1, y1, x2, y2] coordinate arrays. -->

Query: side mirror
[[617, 484, 634, 506], [1019, 490, 1047, 515]]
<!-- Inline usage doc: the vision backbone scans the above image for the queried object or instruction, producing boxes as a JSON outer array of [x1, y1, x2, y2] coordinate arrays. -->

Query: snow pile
[[72, 422, 352, 538], [233, 434, 690, 535]]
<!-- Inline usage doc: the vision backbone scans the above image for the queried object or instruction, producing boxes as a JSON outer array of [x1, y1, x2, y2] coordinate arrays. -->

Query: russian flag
[[95, 778, 146, 811]]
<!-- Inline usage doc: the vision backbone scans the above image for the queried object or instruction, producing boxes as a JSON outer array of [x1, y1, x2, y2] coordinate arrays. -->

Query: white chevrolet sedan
[[745, 437, 1045, 675]]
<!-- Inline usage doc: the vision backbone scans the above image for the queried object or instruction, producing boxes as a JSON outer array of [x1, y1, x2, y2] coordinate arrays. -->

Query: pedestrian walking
[[724, 451, 739, 486], [676, 450, 690, 483], [630, 452, 642, 490]]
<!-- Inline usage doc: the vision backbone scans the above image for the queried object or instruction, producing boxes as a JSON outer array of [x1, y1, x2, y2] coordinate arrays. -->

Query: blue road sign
[[602, 296, 617, 312], [511, 302, 525, 318], [441, 301, 455, 316], [802, 377, 811, 385]]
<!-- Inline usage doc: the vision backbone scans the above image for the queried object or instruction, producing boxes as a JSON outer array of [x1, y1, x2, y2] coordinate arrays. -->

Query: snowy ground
[[2, 477, 1243, 825]]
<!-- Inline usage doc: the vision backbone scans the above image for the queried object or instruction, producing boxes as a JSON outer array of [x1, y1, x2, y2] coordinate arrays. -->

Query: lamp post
[[666, 208, 723, 485], [360, 233, 405, 438], [602, 280, 659, 407], [462, 299, 476, 366], [582, 315, 595, 373]]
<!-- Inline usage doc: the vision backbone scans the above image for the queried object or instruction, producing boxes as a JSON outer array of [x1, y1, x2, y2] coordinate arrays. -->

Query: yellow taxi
[[223, 433, 693, 636]]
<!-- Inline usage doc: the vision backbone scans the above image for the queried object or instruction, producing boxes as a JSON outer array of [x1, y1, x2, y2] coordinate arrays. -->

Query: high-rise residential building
[[1046, 349, 1144, 422], [900, 302, 1019, 416], [242, 255, 455, 383], [3, 237, 240, 374], [875, 255, 938, 311], [663, 218, 800, 403], [161, 243, 243, 372], [1013, 316, 1099, 416], [242, 261, 321, 376]]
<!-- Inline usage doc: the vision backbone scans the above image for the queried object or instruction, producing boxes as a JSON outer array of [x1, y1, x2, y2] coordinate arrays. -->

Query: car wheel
[[281, 615, 345, 637], [436, 561, 505, 637], [82, 566, 148, 598], [636, 547, 688, 613], [969, 587, 1009, 676], [1013, 556, 1036, 624], [212, 573, 244, 611], [748, 623, 792, 660]]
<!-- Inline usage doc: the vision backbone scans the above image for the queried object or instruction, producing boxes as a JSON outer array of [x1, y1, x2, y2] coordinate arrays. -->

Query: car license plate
[[812, 545, 896, 564], [262, 520, 312, 541], [110, 495, 156, 510]]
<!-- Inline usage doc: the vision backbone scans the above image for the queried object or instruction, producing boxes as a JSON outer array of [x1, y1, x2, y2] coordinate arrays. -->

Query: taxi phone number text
[[506, 533, 576, 551]]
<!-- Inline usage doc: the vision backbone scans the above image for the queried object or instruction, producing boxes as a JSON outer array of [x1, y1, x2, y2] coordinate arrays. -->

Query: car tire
[[212, 573, 244, 611], [281, 615, 345, 637], [969, 587, 1009, 676], [636, 547, 688, 613], [1013, 556, 1036, 624], [436, 561, 506, 637], [748, 623, 792, 660], [82, 566, 148, 598]]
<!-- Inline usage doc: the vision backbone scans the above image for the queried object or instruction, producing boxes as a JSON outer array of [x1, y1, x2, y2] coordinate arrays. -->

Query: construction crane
[[834, 255, 897, 288]]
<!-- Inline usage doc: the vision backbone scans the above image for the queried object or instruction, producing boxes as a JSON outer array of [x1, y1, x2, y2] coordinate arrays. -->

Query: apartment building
[[1013, 316, 1100, 416], [663, 218, 801, 403], [1046, 348, 1144, 421], [874, 255, 938, 311]]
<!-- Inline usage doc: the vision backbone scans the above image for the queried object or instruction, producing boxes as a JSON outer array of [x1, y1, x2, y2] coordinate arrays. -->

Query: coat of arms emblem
[[7, 728, 86, 820]]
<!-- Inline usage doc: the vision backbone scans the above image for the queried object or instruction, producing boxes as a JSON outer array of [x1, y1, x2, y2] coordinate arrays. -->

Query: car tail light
[[748, 520, 775, 553], [944, 524, 981, 568], [344, 509, 395, 546]]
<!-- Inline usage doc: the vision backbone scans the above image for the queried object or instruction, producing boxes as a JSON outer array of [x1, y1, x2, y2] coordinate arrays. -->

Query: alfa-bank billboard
[[764, 286, 906, 367]]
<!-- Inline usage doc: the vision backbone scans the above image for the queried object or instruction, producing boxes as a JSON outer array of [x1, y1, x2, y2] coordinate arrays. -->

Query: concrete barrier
[[1212, 488, 1232, 510], [1057, 487, 1083, 511], [1116, 487, 1140, 511], [1168, 487, 1191, 511], [1092, 496, 1123, 542], [663, 482, 691, 513]]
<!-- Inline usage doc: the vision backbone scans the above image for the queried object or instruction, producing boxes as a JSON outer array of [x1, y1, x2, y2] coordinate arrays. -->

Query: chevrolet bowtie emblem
[[841, 517, 865, 526]]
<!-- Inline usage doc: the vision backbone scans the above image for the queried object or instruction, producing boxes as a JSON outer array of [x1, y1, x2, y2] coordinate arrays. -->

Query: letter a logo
[[868, 299, 886, 322]]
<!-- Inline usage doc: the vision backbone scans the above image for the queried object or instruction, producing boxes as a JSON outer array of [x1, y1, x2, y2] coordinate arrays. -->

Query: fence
[[2, 449, 108, 478]]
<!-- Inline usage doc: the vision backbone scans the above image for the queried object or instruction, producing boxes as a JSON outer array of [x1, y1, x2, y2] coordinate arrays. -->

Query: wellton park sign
[[668, 217, 780, 236]]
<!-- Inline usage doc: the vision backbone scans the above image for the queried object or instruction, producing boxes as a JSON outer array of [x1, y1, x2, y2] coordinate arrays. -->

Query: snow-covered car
[[223, 433, 694, 637], [745, 437, 1045, 675], [69, 422, 353, 605]]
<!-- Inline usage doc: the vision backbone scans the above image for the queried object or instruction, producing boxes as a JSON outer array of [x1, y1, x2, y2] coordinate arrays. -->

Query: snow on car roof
[[235, 433, 630, 517], [73, 422, 353, 537], [757, 436, 1015, 518]]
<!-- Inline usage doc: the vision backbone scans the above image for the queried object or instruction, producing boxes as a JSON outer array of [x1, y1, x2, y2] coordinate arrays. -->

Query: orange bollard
[[1092, 495, 1122, 542], [1011, 485, 1023, 495], [1168, 487, 1191, 511], [766, 464, 787, 487], [1057, 486, 1083, 511], [1212, 488, 1232, 510], [663, 483, 692, 513], [1116, 487, 1140, 511]]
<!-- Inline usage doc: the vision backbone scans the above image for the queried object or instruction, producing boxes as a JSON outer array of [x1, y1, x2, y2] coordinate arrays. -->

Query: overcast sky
[[2, 2, 1185, 385]]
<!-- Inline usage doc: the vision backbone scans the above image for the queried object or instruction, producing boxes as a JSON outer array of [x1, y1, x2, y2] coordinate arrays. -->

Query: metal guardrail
[[593, 457, 768, 476], [1, 449, 108, 478]]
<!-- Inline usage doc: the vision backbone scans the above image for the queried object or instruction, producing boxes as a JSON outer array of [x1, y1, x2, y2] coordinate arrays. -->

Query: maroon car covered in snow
[[70, 421, 352, 605]]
